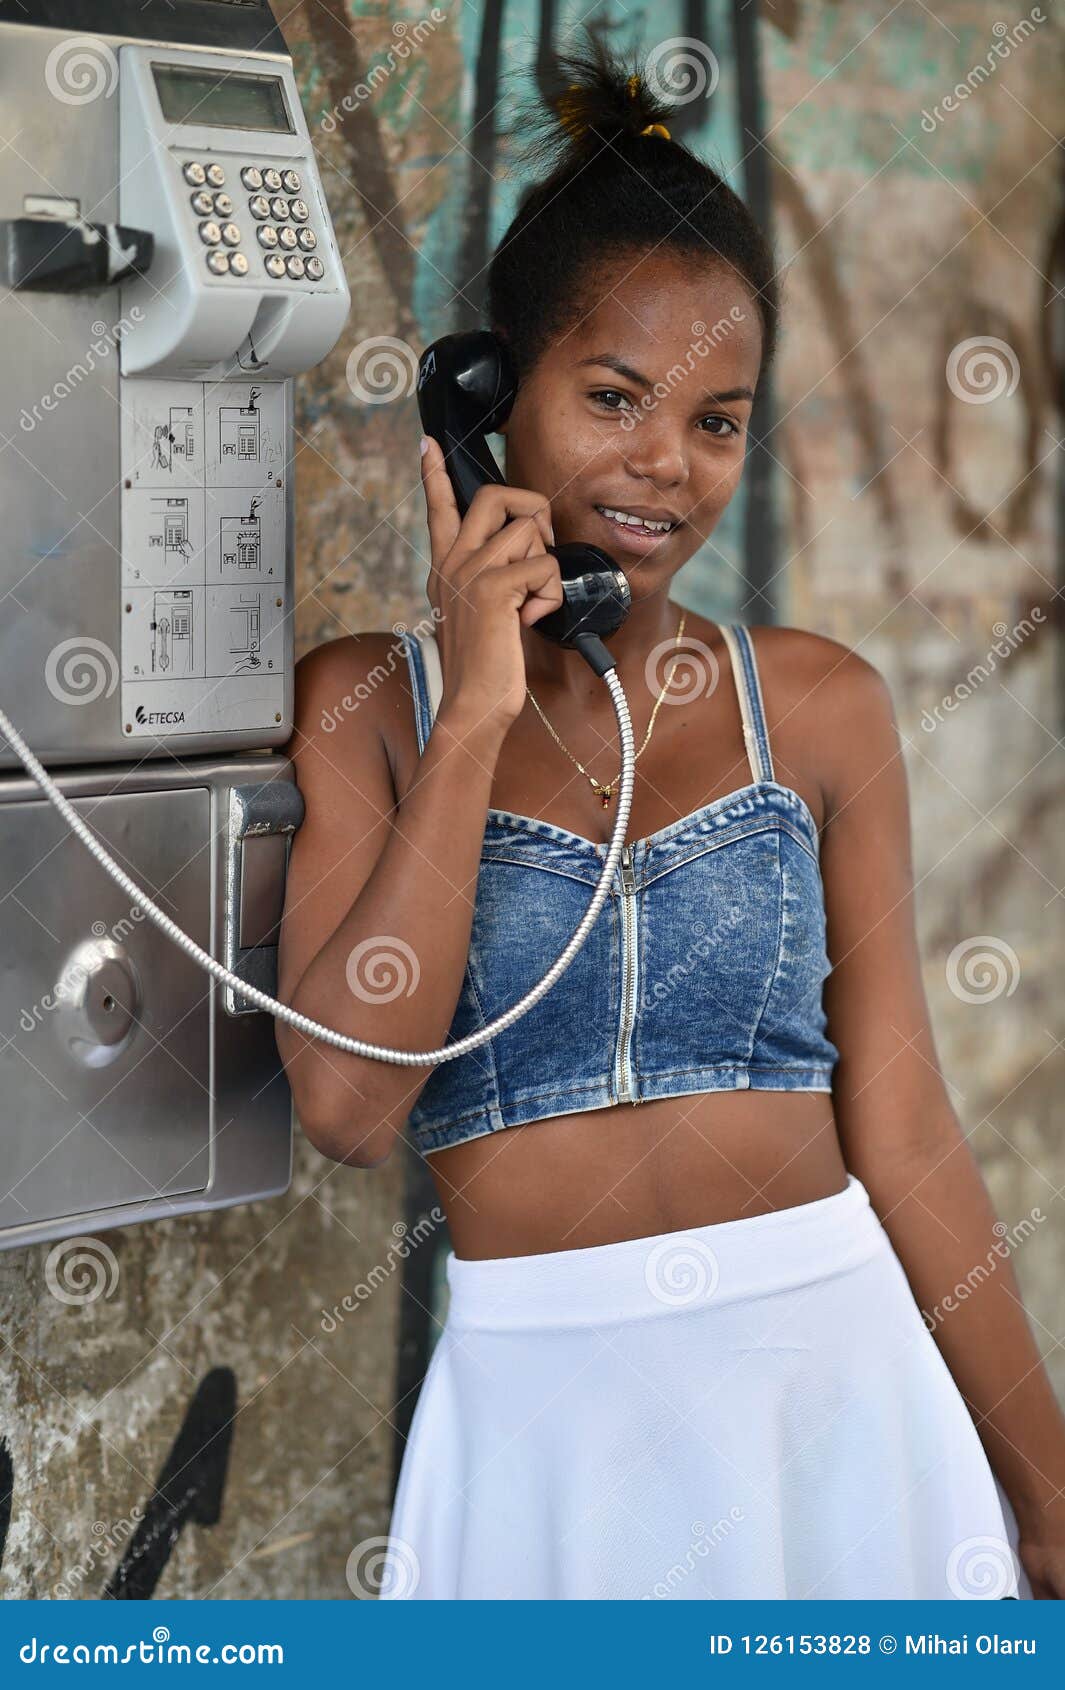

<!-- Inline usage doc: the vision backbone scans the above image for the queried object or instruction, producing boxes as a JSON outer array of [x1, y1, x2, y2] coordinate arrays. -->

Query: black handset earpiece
[[416, 330, 630, 678]]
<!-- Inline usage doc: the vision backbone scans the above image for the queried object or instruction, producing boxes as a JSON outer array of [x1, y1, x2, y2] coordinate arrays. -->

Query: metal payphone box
[[0, 1, 352, 1250]]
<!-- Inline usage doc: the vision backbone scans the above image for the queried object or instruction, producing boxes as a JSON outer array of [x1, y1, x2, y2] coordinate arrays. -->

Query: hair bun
[[487, 22, 779, 384], [548, 45, 676, 152]]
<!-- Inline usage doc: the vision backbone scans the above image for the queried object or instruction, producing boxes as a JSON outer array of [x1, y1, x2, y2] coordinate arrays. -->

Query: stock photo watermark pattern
[[0, 0, 1061, 1621]]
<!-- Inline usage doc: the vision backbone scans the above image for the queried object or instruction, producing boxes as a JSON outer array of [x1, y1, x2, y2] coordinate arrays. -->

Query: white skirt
[[381, 1174, 1029, 1600]]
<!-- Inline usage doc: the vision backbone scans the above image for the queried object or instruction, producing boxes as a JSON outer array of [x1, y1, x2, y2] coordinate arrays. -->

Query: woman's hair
[[485, 29, 779, 386]]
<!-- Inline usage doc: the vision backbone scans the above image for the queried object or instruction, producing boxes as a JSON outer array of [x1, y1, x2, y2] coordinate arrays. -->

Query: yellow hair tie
[[627, 72, 670, 140], [556, 81, 584, 139], [556, 76, 671, 142]]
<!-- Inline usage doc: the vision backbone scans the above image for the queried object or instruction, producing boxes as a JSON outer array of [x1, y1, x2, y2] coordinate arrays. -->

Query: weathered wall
[[1, 0, 1061, 1599], [763, 0, 1064, 1403]]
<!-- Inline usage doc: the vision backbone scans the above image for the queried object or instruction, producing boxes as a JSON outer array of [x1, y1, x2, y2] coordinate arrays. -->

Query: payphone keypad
[[179, 155, 326, 283]]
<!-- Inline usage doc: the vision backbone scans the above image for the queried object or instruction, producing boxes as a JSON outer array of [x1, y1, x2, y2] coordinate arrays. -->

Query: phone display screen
[[152, 64, 293, 133]]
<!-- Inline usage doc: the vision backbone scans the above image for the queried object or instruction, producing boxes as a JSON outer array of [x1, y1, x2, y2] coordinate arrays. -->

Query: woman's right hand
[[418, 434, 565, 734]]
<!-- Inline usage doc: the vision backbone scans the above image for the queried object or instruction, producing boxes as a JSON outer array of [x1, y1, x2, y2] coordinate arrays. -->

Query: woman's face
[[499, 250, 764, 597]]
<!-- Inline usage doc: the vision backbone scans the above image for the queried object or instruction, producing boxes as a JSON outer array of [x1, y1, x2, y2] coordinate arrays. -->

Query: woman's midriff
[[422, 1089, 849, 1260]]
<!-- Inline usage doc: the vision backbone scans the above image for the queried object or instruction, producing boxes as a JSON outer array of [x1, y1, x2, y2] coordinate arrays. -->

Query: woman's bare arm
[[275, 630, 507, 1168], [813, 635, 1065, 1597]]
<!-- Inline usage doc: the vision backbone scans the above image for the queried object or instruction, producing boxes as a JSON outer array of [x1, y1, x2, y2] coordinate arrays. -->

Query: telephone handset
[[416, 331, 631, 678], [0, 336, 638, 1093]]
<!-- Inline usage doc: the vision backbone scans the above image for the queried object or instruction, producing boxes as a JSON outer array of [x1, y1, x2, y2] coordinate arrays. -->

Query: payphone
[[0, 3, 639, 1256], [0, 0, 351, 1250]]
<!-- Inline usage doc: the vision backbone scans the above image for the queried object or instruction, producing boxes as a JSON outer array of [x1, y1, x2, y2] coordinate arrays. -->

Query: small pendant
[[599, 787, 613, 808]]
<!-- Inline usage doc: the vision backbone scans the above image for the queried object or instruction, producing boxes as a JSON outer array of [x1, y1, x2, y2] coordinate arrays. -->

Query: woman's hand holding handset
[[419, 434, 565, 738]]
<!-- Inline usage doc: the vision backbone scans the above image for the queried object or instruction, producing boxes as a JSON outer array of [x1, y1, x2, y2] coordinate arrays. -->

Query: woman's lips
[[590, 505, 680, 556]]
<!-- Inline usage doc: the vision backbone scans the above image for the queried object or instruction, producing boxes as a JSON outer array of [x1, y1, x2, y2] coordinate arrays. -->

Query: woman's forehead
[[557, 267, 763, 378]]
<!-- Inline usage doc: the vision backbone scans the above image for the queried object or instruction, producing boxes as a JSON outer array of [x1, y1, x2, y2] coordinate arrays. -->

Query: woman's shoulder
[[737, 622, 899, 826], [290, 630, 417, 749], [742, 621, 893, 723]]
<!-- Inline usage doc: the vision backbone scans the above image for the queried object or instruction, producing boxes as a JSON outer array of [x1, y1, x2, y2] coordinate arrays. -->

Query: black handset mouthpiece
[[416, 330, 631, 669]]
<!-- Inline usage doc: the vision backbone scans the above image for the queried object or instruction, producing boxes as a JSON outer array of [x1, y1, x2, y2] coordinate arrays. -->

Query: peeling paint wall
[[1, 0, 1061, 1599], [762, 1, 1064, 1406]]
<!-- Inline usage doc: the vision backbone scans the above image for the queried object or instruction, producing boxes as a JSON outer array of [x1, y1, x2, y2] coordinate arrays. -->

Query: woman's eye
[[589, 388, 635, 413], [591, 390, 740, 438], [699, 415, 740, 438]]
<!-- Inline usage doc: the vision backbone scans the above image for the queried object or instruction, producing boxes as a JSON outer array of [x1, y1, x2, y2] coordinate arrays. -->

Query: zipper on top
[[613, 842, 639, 1104]]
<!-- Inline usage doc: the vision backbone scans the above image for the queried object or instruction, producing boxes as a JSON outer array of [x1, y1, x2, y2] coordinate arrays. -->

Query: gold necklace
[[526, 609, 687, 808]]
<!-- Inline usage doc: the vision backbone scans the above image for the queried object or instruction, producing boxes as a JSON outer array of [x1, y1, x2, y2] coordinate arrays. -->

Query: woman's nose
[[618, 422, 689, 489]]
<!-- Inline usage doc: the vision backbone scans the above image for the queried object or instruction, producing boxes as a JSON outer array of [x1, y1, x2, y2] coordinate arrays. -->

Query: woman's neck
[[519, 589, 685, 702]]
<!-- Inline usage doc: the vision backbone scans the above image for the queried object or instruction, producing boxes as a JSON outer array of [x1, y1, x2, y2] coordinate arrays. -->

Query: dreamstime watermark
[[347, 1534, 420, 1598], [45, 637, 120, 707], [920, 609, 1045, 732], [44, 1236, 120, 1306], [18, 907, 147, 1036], [345, 935, 421, 1003], [640, 905, 745, 1013], [19, 1630, 285, 1665], [320, 610, 441, 733], [320, 11, 447, 131], [44, 36, 118, 105], [644, 1233, 721, 1305], [52, 1507, 146, 1599], [643, 631, 720, 706], [946, 335, 1020, 404], [644, 37, 720, 105], [919, 1209, 1045, 1334], [945, 1534, 1020, 1599], [18, 946, 101, 1036], [20, 310, 145, 433], [620, 311, 747, 432], [320, 1208, 445, 1332], [642, 1511, 745, 1598], [346, 335, 420, 403], [920, 9, 1046, 133], [946, 935, 1020, 1004]]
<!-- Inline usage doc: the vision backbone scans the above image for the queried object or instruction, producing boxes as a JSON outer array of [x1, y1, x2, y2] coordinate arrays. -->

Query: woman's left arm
[[813, 639, 1065, 1600]]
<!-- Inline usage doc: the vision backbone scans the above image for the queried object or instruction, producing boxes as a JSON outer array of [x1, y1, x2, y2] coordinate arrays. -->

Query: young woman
[[276, 39, 1065, 1600]]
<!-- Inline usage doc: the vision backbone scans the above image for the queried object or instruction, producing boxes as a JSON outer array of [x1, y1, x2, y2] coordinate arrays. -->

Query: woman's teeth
[[595, 505, 675, 536]]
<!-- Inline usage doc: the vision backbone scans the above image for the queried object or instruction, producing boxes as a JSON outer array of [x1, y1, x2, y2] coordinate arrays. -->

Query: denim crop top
[[399, 622, 839, 1156]]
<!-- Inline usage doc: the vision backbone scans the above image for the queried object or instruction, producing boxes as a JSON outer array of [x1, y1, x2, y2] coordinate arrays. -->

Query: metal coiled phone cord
[[0, 674, 634, 1066]]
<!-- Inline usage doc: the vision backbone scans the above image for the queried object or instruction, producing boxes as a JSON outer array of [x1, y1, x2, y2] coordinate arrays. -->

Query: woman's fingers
[[419, 435, 463, 568], [457, 482, 554, 559]]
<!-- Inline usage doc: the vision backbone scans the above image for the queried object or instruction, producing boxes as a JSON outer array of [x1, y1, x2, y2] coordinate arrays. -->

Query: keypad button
[[221, 222, 242, 246], [270, 196, 289, 221], [241, 165, 264, 191], [183, 161, 207, 186], [206, 250, 230, 275], [205, 162, 226, 187], [305, 256, 325, 281], [289, 198, 309, 223], [265, 253, 287, 278], [278, 226, 298, 250], [285, 254, 306, 279], [191, 190, 214, 216], [281, 168, 301, 193], [198, 220, 222, 246], [263, 167, 282, 191], [257, 224, 279, 248], [249, 194, 271, 220], [296, 227, 317, 251], [213, 192, 233, 216], [229, 251, 250, 276]]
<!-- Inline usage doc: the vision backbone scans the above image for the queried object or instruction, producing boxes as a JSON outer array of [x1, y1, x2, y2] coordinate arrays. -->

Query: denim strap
[[405, 624, 776, 783], [402, 631, 437, 755], [720, 622, 775, 784]]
